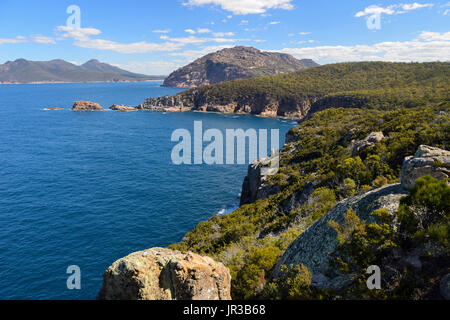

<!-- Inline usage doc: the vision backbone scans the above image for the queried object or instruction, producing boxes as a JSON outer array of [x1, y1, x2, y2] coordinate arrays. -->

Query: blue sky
[[0, 0, 449, 74]]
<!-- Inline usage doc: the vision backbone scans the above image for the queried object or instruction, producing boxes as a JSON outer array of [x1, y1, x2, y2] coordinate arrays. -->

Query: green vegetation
[[179, 62, 450, 111], [327, 176, 449, 299], [170, 100, 449, 299]]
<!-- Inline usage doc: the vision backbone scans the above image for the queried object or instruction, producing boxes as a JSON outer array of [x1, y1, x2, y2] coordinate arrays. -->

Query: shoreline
[[137, 108, 302, 121]]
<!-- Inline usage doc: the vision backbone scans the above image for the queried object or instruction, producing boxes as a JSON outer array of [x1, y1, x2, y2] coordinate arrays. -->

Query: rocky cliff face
[[138, 92, 370, 120], [97, 247, 231, 300], [163, 46, 317, 88], [240, 153, 281, 205]]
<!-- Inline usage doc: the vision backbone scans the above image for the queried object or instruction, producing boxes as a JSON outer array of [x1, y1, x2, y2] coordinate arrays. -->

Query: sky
[[0, 0, 449, 75]]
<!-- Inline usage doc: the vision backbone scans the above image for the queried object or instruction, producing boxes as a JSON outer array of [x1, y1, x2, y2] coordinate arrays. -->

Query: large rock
[[72, 100, 104, 111], [109, 104, 137, 112], [351, 132, 384, 156], [273, 184, 408, 289], [240, 153, 280, 205], [97, 247, 231, 300], [401, 145, 450, 190]]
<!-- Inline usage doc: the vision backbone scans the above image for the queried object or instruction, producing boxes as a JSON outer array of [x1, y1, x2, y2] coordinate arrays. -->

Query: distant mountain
[[0, 59, 164, 84], [163, 46, 319, 88]]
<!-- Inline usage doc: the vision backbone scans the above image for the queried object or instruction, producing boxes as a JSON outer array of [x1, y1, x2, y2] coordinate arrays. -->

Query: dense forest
[[166, 61, 450, 115]]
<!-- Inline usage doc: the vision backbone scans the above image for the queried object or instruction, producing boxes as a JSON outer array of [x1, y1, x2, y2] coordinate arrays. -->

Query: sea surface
[[0, 81, 295, 299]]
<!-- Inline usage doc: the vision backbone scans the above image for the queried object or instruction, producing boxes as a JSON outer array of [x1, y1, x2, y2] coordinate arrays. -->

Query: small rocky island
[[109, 104, 137, 112], [72, 101, 105, 111]]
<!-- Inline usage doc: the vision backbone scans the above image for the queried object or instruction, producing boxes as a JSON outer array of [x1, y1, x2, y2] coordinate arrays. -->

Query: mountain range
[[163, 46, 318, 88], [0, 59, 164, 84]]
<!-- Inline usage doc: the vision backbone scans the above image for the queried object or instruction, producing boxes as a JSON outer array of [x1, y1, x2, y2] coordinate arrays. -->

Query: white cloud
[[169, 45, 234, 60], [183, 0, 294, 15], [30, 35, 56, 44], [355, 2, 434, 17], [401, 2, 434, 10], [212, 31, 235, 37], [152, 29, 171, 34], [74, 39, 184, 53], [56, 26, 102, 41], [277, 31, 450, 63], [292, 39, 316, 45], [418, 31, 450, 41], [185, 29, 197, 34], [0, 35, 55, 45], [0, 36, 27, 45], [269, 21, 280, 25], [56, 26, 184, 53], [113, 61, 182, 75], [299, 32, 311, 35], [197, 28, 212, 34], [161, 34, 241, 44]]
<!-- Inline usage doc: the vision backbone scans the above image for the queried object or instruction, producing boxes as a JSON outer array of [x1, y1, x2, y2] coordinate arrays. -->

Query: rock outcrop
[[139, 93, 319, 119], [163, 46, 318, 88], [72, 101, 104, 111], [109, 104, 137, 112], [97, 247, 231, 300], [401, 145, 450, 190], [44, 107, 63, 110], [240, 153, 280, 205], [272, 184, 408, 289], [351, 131, 385, 156]]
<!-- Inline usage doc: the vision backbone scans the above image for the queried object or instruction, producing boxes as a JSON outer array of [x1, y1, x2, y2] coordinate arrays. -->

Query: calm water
[[0, 81, 295, 299]]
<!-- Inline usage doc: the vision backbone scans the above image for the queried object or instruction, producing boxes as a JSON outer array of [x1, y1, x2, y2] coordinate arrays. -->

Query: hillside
[[141, 61, 450, 119], [168, 102, 450, 299], [101, 60, 450, 300], [162, 46, 318, 88], [0, 59, 164, 84]]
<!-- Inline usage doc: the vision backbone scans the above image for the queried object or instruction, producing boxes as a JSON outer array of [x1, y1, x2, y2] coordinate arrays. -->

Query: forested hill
[[0, 58, 164, 84], [140, 61, 450, 119]]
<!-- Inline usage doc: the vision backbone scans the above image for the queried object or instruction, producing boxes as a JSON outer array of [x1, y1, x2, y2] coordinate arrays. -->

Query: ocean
[[0, 81, 295, 299]]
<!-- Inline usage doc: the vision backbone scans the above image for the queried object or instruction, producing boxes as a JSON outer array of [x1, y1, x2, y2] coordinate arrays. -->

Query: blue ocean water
[[0, 81, 295, 299]]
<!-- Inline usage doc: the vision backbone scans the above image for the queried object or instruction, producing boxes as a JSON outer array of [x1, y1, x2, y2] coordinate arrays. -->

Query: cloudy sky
[[0, 0, 449, 75]]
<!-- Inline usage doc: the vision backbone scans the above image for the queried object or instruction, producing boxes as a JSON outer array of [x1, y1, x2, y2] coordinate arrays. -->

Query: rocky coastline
[[137, 92, 368, 120], [96, 134, 449, 299]]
